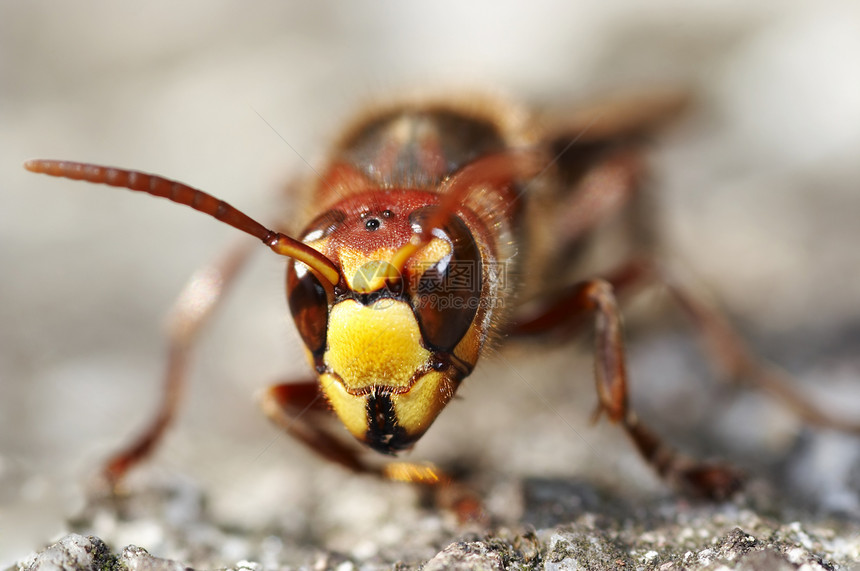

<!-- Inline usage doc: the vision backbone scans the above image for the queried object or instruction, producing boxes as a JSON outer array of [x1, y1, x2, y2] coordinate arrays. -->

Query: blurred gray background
[[2, 1, 860, 566]]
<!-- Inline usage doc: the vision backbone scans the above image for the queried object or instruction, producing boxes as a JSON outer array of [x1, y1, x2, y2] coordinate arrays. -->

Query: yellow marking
[[383, 461, 448, 485], [389, 236, 423, 275], [325, 300, 430, 391], [319, 372, 369, 441], [352, 260, 400, 293], [390, 371, 454, 437], [453, 310, 483, 370], [339, 239, 452, 292], [409, 237, 452, 272], [389, 228, 453, 277], [339, 246, 396, 291]]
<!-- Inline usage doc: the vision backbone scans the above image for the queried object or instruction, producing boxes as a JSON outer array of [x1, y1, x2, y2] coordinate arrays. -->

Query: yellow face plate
[[319, 298, 458, 444], [324, 299, 430, 391]]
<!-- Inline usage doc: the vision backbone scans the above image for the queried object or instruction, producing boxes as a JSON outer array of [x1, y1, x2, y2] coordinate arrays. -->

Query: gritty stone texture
[[14, 535, 115, 571], [13, 535, 189, 571], [538, 516, 855, 571], [8, 478, 860, 570], [119, 545, 188, 571], [422, 540, 513, 571]]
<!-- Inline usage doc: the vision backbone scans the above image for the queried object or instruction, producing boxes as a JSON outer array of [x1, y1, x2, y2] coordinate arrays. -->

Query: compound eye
[[287, 260, 329, 355], [409, 208, 482, 352], [286, 209, 344, 355]]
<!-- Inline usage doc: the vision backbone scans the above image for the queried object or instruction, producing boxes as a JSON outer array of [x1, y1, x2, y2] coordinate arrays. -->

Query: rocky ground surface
[[9, 474, 860, 570]]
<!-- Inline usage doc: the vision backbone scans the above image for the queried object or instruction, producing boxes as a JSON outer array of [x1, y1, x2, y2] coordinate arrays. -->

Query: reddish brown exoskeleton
[[25, 90, 860, 504]]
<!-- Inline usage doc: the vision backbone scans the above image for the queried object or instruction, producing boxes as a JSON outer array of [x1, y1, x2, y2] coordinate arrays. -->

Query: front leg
[[516, 277, 742, 499], [261, 380, 486, 521], [260, 380, 377, 475]]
